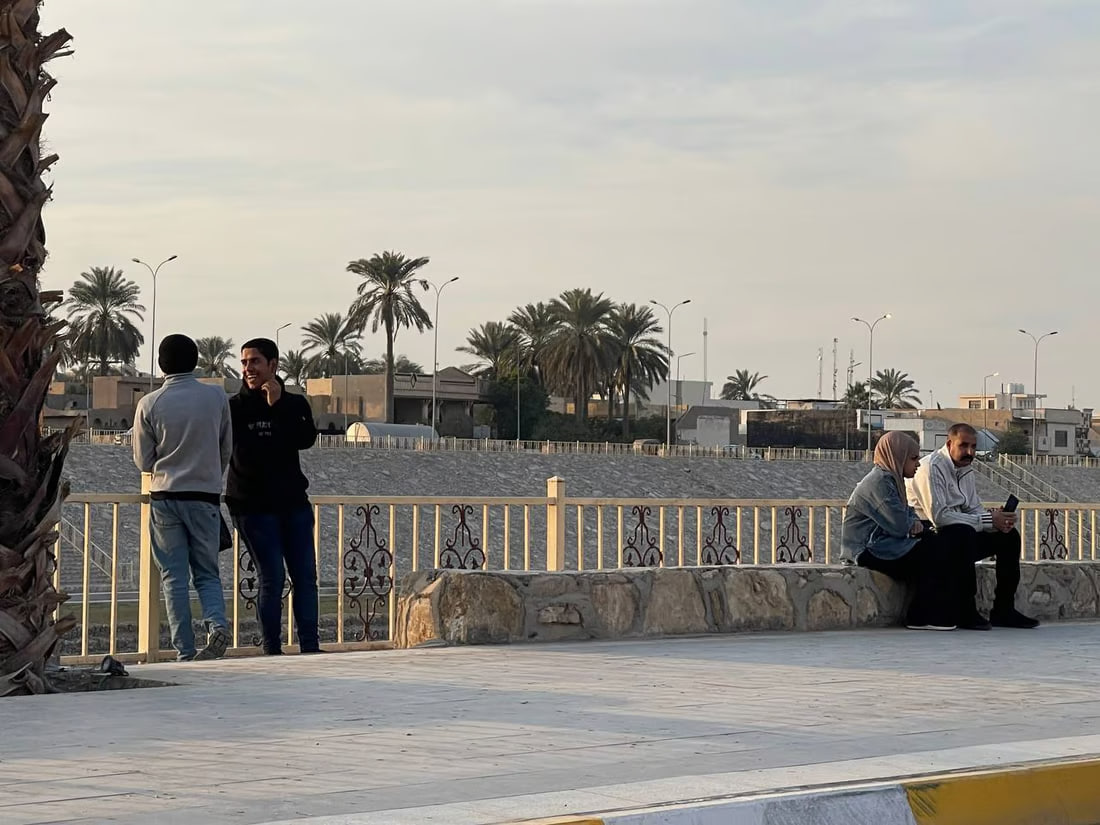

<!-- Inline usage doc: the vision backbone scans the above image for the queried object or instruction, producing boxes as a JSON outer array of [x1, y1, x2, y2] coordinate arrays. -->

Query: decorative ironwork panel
[[775, 506, 812, 563], [623, 505, 661, 567], [440, 504, 486, 570], [701, 506, 740, 565], [237, 542, 293, 647], [1039, 509, 1069, 560], [343, 505, 395, 641]]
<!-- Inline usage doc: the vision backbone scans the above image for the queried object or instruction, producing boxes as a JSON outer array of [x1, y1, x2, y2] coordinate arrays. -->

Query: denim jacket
[[840, 466, 920, 562]]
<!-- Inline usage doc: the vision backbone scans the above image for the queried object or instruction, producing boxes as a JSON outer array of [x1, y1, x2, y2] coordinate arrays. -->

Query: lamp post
[[675, 352, 695, 413], [343, 350, 350, 434], [650, 298, 691, 447], [982, 371, 999, 433], [275, 322, 291, 351], [132, 255, 178, 390], [1019, 329, 1058, 460], [851, 313, 891, 453], [424, 276, 459, 432]]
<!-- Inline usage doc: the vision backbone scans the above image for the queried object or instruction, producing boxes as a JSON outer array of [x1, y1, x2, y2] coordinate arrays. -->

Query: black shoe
[[958, 612, 992, 631], [300, 647, 328, 655], [194, 626, 229, 661], [991, 608, 1040, 629], [262, 648, 284, 656]]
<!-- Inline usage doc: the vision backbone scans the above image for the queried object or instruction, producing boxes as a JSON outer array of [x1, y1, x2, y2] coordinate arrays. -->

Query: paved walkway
[[3, 624, 1100, 824]]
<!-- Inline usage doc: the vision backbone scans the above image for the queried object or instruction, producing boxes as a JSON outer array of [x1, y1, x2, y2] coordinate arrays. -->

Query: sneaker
[[906, 622, 957, 631], [299, 647, 328, 655], [194, 626, 230, 661], [958, 612, 993, 631], [991, 608, 1040, 629]]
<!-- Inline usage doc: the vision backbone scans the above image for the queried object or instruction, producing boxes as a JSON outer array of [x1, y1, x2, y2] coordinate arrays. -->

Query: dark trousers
[[857, 531, 956, 625], [936, 524, 1021, 617], [233, 506, 320, 653]]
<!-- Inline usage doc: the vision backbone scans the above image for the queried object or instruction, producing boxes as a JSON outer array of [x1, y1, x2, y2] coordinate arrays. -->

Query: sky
[[36, 0, 1100, 408]]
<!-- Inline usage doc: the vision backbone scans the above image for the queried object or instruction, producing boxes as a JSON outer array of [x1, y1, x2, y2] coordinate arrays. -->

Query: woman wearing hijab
[[841, 431, 956, 630]]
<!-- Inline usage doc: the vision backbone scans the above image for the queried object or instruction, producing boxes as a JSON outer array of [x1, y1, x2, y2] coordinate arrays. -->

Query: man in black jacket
[[226, 338, 322, 655]]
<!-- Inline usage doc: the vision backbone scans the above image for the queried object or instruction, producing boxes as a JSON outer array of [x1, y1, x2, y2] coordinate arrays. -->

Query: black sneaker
[[991, 608, 1040, 629], [194, 626, 229, 660], [300, 647, 328, 654], [958, 612, 992, 631]]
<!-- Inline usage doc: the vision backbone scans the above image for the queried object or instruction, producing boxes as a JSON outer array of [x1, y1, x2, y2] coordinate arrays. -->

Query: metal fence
[[53, 475, 1100, 665]]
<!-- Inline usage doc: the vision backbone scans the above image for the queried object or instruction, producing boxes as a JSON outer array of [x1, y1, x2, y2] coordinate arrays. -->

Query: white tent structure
[[345, 422, 438, 447]]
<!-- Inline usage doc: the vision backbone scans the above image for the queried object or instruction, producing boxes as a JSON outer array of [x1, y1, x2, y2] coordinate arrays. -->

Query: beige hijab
[[873, 431, 919, 500]]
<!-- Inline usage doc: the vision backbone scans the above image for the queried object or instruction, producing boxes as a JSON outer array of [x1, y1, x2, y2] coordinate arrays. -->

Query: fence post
[[546, 476, 566, 571], [136, 472, 162, 662]]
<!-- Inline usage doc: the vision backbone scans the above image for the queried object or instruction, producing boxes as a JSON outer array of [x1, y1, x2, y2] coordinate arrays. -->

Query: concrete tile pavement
[[2, 624, 1100, 824]]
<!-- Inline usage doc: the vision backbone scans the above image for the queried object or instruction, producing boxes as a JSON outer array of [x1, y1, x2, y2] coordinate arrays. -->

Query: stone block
[[538, 604, 583, 625], [643, 569, 708, 635], [807, 589, 852, 630], [591, 581, 638, 637], [437, 572, 524, 644], [725, 569, 795, 631]]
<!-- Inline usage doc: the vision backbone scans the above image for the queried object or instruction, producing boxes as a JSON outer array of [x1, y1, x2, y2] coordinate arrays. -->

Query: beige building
[[306, 367, 491, 436]]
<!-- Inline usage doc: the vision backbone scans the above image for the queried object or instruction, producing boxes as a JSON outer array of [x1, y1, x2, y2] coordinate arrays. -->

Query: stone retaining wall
[[395, 562, 1100, 647]]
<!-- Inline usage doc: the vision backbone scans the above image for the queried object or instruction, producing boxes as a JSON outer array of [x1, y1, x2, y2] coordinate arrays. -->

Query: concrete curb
[[512, 757, 1100, 825]]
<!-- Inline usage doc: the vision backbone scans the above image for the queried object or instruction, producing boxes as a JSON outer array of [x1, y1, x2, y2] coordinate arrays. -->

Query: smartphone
[[1004, 494, 1019, 513]]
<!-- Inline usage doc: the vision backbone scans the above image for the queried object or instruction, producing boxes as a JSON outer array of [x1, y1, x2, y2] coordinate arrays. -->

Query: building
[[306, 367, 490, 436], [675, 406, 740, 448]]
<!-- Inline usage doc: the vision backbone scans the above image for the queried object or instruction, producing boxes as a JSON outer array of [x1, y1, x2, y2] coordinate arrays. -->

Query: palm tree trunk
[[0, 2, 76, 696], [384, 316, 395, 423]]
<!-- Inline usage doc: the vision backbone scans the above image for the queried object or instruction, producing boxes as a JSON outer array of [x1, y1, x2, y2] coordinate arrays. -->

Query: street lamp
[[1019, 329, 1058, 460], [132, 255, 178, 390], [650, 298, 691, 447], [423, 276, 459, 432], [275, 322, 291, 351], [851, 313, 891, 453], [675, 352, 695, 413], [982, 371, 999, 433]]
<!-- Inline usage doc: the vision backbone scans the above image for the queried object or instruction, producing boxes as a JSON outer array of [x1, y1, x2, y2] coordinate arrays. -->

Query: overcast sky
[[37, 0, 1100, 408]]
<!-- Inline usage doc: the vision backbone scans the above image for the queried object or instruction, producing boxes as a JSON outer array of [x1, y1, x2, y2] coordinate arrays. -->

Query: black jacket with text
[[225, 378, 317, 514]]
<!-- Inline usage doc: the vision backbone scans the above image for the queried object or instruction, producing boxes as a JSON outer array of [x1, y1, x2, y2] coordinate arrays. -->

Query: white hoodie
[[906, 445, 995, 532]]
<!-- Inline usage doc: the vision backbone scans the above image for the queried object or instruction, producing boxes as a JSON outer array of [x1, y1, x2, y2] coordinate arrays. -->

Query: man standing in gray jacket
[[134, 334, 232, 660]]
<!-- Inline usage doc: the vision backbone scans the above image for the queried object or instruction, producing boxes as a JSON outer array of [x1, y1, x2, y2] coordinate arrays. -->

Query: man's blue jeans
[[149, 499, 228, 660], [232, 506, 320, 653]]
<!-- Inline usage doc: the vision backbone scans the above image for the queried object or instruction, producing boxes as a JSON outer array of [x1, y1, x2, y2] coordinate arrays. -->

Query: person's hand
[[909, 521, 924, 537], [991, 508, 1016, 533], [261, 379, 282, 407]]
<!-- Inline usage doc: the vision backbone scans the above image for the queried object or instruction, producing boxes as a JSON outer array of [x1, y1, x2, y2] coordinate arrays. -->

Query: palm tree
[[0, 7, 75, 695], [507, 302, 558, 385], [720, 369, 769, 401], [361, 354, 424, 375], [279, 349, 312, 386], [347, 251, 433, 422], [871, 368, 922, 409], [543, 288, 614, 422], [457, 321, 522, 379], [300, 312, 361, 378], [195, 336, 238, 378], [605, 303, 668, 438], [64, 267, 145, 375], [842, 381, 871, 409]]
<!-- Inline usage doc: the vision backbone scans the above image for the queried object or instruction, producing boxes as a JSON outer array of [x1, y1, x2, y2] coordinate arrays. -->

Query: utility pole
[[832, 338, 838, 401], [702, 317, 708, 402], [817, 348, 823, 398]]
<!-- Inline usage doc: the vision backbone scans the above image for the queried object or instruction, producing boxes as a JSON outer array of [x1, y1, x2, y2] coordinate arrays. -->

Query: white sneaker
[[905, 623, 957, 631]]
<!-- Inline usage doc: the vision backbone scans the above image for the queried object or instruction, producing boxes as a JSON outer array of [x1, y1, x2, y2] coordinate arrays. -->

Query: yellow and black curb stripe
[[510, 756, 1100, 825], [904, 757, 1100, 825]]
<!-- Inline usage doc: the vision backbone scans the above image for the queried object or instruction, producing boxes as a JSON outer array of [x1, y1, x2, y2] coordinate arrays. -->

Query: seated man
[[907, 423, 1038, 630]]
